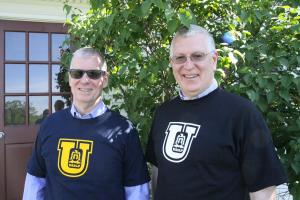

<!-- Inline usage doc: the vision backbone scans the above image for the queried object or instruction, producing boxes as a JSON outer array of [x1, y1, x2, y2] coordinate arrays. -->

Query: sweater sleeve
[[123, 125, 150, 186], [27, 126, 47, 178]]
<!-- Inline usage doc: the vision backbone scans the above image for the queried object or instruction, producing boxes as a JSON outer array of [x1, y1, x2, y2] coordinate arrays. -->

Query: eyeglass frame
[[170, 50, 216, 65], [68, 69, 107, 80]]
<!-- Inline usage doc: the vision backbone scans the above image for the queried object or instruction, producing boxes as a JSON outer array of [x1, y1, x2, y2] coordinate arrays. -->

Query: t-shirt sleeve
[[145, 110, 158, 167], [27, 126, 47, 178], [123, 127, 150, 187], [238, 104, 287, 192]]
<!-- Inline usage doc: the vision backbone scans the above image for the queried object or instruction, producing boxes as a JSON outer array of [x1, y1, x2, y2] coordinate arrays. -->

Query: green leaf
[[178, 9, 195, 27], [290, 183, 300, 199], [297, 56, 300, 65], [262, 62, 273, 72], [152, 0, 165, 9], [242, 74, 252, 84], [141, 0, 153, 17], [266, 92, 277, 104], [279, 90, 291, 102], [165, 5, 175, 21], [293, 77, 300, 93], [291, 24, 300, 32], [256, 77, 267, 88], [297, 119, 300, 129], [279, 58, 289, 68], [167, 19, 179, 34], [139, 67, 149, 80], [246, 90, 258, 102], [63, 4, 72, 16], [128, 23, 143, 32], [277, 5, 291, 10], [257, 98, 268, 112], [281, 75, 292, 88], [233, 50, 244, 61], [105, 13, 116, 27], [90, 0, 105, 9], [291, 162, 300, 175], [254, 10, 263, 20]]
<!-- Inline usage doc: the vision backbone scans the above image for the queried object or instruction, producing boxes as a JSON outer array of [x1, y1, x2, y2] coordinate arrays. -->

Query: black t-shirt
[[146, 88, 287, 200], [28, 108, 150, 200]]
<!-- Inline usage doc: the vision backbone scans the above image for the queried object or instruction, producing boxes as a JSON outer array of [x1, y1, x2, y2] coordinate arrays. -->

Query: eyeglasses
[[171, 51, 214, 64], [69, 69, 106, 80]]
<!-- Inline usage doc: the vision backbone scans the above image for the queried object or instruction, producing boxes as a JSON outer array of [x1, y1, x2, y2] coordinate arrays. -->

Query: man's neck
[[74, 99, 102, 115], [179, 79, 218, 100]]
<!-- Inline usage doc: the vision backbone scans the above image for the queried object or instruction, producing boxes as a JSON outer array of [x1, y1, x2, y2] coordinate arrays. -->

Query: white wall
[[0, 0, 89, 23]]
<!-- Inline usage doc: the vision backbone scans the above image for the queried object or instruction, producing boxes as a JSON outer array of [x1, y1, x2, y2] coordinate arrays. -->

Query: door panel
[[4, 126, 38, 144], [6, 143, 33, 200], [0, 20, 69, 200], [29, 32, 49, 61], [4, 32, 26, 61], [5, 64, 26, 93]]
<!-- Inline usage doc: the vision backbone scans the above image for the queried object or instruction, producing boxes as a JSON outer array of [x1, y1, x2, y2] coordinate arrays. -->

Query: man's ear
[[68, 73, 71, 87], [212, 51, 218, 70], [169, 57, 173, 68], [102, 74, 109, 88], [212, 51, 218, 62]]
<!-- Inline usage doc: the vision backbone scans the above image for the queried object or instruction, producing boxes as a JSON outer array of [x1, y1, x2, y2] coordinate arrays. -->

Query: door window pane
[[52, 96, 68, 112], [29, 64, 48, 92], [52, 34, 68, 61], [52, 64, 61, 92], [5, 64, 26, 93], [5, 32, 26, 61], [5, 96, 26, 125], [29, 33, 48, 61], [29, 96, 49, 125]]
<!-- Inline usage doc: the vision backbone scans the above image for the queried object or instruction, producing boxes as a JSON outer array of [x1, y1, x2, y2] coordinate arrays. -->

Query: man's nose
[[80, 72, 90, 82], [183, 57, 195, 69]]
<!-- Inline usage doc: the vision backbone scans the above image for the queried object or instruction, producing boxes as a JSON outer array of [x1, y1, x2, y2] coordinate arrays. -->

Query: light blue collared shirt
[[70, 100, 107, 119], [179, 79, 218, 100], [23, 101, 150, 200]]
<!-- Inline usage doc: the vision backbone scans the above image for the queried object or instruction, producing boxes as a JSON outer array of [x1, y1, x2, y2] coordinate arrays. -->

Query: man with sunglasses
[[146, 25, 287, 200], [23, 47, 150, 200]]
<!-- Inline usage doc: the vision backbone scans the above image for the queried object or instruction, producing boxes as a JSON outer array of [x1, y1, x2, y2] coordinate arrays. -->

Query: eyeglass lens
[[173, 52, 211, 64], [69, 69, 105, 80]]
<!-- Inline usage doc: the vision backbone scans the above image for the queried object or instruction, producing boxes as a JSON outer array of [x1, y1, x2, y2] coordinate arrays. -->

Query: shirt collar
[[179, 79, 218, 101], [70, 101, 107, 119]]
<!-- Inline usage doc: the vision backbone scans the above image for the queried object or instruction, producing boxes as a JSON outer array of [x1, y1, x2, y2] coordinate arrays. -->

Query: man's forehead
[[172, 35, 209, 51], [73, 54, 101, 61], [71, 56, 101, 68]]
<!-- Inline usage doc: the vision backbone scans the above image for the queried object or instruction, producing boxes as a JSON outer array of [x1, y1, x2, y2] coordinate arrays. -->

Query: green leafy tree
[[5, 100, 25, 125], [60, 0, 299, 197]]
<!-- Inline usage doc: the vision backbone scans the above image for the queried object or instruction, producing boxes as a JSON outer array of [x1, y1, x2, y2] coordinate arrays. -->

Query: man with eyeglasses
[[145, 25, 287, 200], [23, 47, 150, 200]]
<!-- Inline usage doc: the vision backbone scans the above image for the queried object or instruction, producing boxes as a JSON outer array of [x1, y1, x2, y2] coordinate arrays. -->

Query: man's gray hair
[[70, 47, 107, 71], [170, 24, 216, 57]]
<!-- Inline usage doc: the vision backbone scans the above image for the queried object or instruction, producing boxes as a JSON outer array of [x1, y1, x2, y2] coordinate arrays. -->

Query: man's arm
[[249, 186, 276, 200], [22, 173, 46, 200], [124, 182, 150, 200]]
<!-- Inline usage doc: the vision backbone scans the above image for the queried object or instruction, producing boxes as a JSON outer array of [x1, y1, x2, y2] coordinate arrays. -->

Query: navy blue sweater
[[28, 108, 150, 200]]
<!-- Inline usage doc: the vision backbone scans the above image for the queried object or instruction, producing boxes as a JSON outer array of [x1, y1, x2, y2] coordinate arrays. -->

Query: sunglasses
[[69, 69, 106, 80]]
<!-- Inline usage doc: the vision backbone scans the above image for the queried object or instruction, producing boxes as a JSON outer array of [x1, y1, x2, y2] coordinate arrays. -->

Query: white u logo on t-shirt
[[163, 122, 200, 163]]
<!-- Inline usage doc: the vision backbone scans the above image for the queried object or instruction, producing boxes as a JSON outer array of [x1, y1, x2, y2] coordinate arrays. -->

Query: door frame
[[0, 20, 5, 199], [0, 20, 68, 200]]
